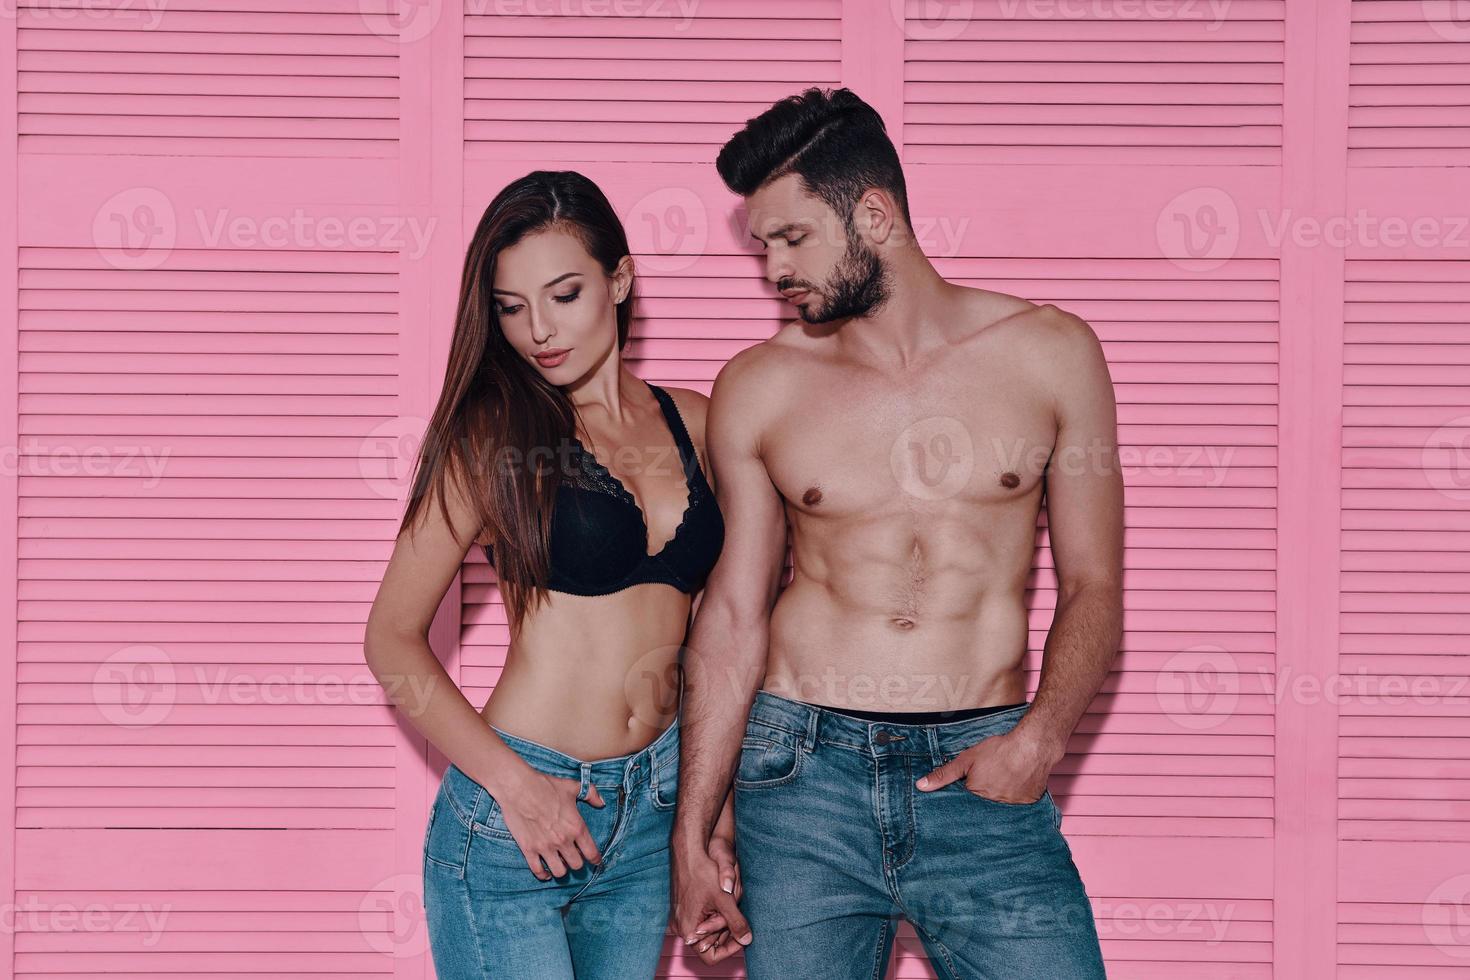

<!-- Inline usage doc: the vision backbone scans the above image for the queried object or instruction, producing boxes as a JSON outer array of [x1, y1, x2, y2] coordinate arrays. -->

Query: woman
[[364, 170, 740, 978]]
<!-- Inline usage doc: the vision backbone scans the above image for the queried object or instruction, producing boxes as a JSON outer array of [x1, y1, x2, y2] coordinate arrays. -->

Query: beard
[[791, 227, 891, 324]]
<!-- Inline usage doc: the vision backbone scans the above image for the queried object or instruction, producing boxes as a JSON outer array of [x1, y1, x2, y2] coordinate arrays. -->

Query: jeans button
[[874, 731, 892, 745]]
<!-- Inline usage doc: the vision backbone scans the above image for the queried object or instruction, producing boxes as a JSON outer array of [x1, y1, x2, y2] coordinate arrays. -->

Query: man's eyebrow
[[491, 271, 582, 296], [750, 223, 802, 245]]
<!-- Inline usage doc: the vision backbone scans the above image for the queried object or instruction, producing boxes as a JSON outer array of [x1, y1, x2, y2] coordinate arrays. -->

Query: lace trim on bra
[[485, 382, 712, 566], [565, 383, 708, 556]]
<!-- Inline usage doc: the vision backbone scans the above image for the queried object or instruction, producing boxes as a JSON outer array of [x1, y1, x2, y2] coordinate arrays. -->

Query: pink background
[[2, 0, 1469, 976]]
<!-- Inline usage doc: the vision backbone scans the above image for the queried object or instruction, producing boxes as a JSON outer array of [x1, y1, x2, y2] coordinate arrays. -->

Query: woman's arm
[[363, 467, 606, 880], [363, 467, 531, 799]]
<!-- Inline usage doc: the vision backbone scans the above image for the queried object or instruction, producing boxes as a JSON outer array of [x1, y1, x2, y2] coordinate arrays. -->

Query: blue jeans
[[734, 691, 1107, 979], [423, 718, 679, 979]]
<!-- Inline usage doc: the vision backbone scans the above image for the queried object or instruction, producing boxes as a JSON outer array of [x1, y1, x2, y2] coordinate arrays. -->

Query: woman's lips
[[533, 349, 570, 367]]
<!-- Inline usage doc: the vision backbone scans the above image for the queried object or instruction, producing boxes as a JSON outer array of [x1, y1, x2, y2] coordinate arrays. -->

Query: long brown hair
[[397, 170, 636, 633]]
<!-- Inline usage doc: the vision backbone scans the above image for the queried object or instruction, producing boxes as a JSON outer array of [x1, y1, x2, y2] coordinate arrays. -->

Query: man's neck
[[833, 253, 953, 370]]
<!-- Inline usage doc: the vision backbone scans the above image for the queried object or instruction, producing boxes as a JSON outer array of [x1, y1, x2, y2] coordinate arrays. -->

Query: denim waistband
[[746, 689, 1033, 762], [485, 715, 680, 792]]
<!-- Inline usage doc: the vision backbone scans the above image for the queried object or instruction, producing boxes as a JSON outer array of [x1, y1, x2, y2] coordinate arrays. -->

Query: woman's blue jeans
[[423, 719, 679, 979]]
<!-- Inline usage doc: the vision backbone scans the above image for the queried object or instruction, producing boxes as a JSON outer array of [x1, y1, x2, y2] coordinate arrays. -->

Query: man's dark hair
[[715, 87, 912, 231]]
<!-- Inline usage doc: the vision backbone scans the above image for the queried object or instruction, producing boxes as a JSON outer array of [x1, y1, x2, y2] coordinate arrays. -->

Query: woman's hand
[[495, 768, 605, 880], [688, 831, 745, 961]]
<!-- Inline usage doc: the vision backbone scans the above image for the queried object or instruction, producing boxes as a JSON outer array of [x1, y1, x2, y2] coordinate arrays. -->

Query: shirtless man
[[669, 87, 1119, 978]]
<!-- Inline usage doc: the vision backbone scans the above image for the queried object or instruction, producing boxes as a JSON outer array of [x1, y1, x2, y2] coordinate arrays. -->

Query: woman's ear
[[612, 254, 635, 304]]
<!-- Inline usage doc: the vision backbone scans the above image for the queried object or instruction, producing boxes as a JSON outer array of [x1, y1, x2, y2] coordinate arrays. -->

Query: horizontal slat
[[18, 3, 399, 156]]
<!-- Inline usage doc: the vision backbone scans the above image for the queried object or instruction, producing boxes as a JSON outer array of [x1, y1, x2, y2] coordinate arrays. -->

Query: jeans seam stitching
[[424, 853, 463, 873], [454, 863, 492, 978], [733, 737, 804, 789], [583, 786, 633, 884], [892, 758, 919, 871], [469, 792, 516, 841], [442, 771, 475, 830], [747, 720, 804, 740], [651, 752, 678, 810], [906, 910, 962, 978], [870, 915, 894, 980]]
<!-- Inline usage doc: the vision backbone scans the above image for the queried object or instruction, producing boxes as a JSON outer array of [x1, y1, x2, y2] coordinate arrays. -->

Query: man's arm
[[1010, 306, 1125, 766], [676, 348, 787, 846], [915, 306, 1122, 801], [671, 347, 788, 949]]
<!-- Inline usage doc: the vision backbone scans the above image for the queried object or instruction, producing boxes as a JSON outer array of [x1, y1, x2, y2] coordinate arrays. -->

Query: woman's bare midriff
[[478, 582, 693, 762]]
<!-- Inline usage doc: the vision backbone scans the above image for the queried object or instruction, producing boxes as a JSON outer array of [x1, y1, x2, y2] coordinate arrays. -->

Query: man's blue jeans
[[423, 719, 679, 979], [733, 690, 1107, 979]]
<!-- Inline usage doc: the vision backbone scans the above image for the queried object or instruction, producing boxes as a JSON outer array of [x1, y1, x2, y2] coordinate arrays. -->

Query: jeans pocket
[[651, 750, 679, 811], [424, 779, 473, 877], [470, 794, 517, 842], [961, 784, 1054, 809], [734, 730, 802, 789]]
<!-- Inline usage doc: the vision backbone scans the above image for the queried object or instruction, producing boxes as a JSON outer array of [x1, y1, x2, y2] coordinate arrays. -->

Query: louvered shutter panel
[[1337, 2, 1470, 974], [888, 0, 1291, 969], [902, 0, 1286, 165], [9, 1, 436, 977], [18, 3, 400, 156], [1338, 257, 1470, 977], [464, 2, 845, 162], [1350, 1, 1470, 167]]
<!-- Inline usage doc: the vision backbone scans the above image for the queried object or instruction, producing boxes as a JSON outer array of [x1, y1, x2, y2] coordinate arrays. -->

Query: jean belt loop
[[925, 727, 944, 769], [578, 762, 592, 801], [803, 705, 819, 752]]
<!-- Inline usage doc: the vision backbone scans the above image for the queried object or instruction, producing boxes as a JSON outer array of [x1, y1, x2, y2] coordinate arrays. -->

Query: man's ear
[[856, 188, 899, 247]]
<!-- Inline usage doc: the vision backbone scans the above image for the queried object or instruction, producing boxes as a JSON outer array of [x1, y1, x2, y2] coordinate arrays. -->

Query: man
[[670, 87, 1119, 979]]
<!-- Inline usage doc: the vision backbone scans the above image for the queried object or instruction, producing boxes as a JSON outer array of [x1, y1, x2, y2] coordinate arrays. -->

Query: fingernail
[[739, 932, 753, 945], [684, 936, 695, 946], [917, 777, 929, 789], [722, 878, 734, 893]]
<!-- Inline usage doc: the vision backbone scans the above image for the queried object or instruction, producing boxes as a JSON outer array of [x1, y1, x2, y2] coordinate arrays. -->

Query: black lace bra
[[484, 382, 725, 596]]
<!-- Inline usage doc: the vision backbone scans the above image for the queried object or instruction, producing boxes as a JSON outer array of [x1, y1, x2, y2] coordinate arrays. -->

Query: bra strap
[[646, 382, 698, 478]]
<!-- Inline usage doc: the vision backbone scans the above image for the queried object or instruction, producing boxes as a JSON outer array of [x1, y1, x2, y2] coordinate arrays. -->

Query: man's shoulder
[[982, 295, 1098, 348], [713, 323, 807, 393], [706, 324, 811, 444], [948, 283, 1086, 337], [657, 384, 710, 432]]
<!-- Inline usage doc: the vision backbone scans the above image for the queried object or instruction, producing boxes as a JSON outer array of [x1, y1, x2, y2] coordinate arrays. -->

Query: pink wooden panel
[[0, 0, 1465, 978]]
